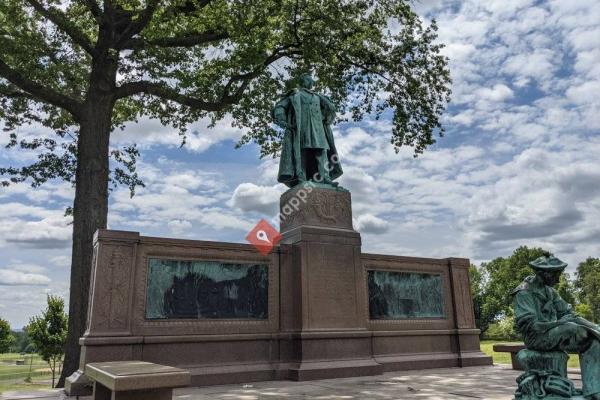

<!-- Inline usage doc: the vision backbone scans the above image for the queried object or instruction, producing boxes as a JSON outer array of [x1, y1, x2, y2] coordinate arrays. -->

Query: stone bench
[[85, 361, 190, 400], [492, 343, 526, 370]]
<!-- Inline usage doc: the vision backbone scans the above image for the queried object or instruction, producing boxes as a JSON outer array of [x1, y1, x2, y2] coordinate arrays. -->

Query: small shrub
[[483, 315, 520, 341]]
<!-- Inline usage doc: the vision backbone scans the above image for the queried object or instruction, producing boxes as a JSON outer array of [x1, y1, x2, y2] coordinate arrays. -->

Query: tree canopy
[[471, 246, 550, 335], [1, 0, 452, 189], [0, 0, 452, 385], [575, 257, 600, 323]]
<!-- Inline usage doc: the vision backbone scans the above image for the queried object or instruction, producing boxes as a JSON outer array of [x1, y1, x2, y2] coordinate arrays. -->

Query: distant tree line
[[470, 246, 600, 340], [0, 317, 15, 353], [0, 295, 67, 388], [0, 319, 34, 354]]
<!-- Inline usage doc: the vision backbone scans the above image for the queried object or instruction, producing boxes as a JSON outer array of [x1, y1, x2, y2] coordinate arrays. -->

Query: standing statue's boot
[[296, 150, 307, 183], [316, 150, 336, 185]]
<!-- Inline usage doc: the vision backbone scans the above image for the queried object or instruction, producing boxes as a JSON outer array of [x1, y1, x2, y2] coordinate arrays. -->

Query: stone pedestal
[[65, 369, 94, 396], [68, 185, 491, 390], [279, 185, 383, 380]]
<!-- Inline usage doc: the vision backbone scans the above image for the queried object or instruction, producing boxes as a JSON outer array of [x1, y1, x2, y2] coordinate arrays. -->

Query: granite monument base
[[66, 186, 490, 394], [279, 186, 382, 380]]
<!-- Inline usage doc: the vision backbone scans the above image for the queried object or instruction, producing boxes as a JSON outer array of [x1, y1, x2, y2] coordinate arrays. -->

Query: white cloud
[[354, 214, 390, 234], [112, 115, 245, 153], [566, 80, 600, 105], [502, 50, 557, 82], [475, 84, 514, 102], [228, 183, 285, 216], [440, 43, 477, 62], [8, 263, 47, 274], [448, 110, 476, 126], [0, 214, 72, 249], [0, 269, 51, 286], [49, 255, 71, 268], [167, 219, 193, 235]]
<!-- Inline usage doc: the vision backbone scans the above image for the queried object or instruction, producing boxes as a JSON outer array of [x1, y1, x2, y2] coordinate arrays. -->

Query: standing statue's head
[[298, 73, 315, 90], [529, 255, 567, 287]]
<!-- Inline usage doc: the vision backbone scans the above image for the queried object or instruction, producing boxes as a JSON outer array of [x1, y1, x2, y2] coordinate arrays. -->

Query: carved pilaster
[[447, 258, 476, 330], [86, 230, 139, 336]]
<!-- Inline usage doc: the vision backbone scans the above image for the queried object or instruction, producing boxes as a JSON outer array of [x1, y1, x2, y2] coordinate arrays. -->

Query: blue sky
[[1, 0, 600, 328]]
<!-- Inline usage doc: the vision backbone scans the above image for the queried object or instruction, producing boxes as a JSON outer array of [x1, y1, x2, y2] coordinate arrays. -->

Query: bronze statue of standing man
[[273, 74, 343, 188]]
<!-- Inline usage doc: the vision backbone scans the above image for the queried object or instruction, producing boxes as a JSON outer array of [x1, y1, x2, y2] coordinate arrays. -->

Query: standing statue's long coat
[[273, 88, 343, 187]]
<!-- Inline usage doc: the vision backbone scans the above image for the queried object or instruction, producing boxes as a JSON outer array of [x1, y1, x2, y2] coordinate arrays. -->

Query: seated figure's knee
[[558, 322, 578, 335], [574, 327, 588, 342], [557, 323, 588, 346], [568, 324, 589, 345]]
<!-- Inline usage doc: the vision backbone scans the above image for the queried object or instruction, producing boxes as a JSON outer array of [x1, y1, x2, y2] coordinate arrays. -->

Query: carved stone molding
[[280, 186, 353, 232]]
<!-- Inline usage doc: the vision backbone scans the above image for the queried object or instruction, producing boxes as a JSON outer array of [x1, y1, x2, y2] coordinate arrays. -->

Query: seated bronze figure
[[513, 255, 600, 399]]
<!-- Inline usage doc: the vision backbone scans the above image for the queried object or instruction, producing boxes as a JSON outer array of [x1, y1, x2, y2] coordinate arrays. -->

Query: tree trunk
[[57, 98, 112, 387]]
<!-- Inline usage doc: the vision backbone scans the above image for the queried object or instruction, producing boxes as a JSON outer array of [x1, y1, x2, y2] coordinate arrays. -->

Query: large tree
[[575, 257, 600, 323], [0, 0, 451, 385], [473, 246, 550, 335]]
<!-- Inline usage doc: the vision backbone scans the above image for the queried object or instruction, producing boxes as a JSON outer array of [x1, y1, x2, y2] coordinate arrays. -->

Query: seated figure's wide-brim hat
[[529, 255, 568, 271]]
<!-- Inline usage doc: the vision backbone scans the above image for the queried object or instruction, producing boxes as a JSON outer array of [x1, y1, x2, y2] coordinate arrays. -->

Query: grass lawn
[[0, 353, 59, 394], [0, 380, 55, 394], [480, 340, 581, 369]]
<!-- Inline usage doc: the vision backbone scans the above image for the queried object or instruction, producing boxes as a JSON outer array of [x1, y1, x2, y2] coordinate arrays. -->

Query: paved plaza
[[0, 365, 584, 400]]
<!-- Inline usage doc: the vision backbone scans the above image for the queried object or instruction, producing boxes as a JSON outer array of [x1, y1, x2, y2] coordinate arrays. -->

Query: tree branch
[[121, 31, 229, 50], [0, 85, 31, 99], [114, 0, 161, 48], [82, 0, 103, 23], [113, 81, 233, 111], [25, 0, 96, 55], [0, 58, 82, 117], [170, 0, 214, 14], [113, 49, 298, 109]]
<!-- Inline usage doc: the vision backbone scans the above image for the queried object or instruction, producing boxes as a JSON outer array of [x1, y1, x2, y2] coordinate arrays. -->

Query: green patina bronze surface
[[146, 259, 268, 320], [368, 270, 445, 319], [512, 255, 600, 400], [273, 74, 343, 188]]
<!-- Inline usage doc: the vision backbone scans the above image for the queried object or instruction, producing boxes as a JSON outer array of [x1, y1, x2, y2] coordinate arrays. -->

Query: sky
[[1, 0, 600, 328]]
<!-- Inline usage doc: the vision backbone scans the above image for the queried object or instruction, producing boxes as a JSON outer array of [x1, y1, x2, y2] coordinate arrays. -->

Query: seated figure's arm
[[514, 291, 561, 334], [514, 291, 537, 334], [551, 288, 575, 320], [550, 294, 600, 335], [573, 316, 600, 332]]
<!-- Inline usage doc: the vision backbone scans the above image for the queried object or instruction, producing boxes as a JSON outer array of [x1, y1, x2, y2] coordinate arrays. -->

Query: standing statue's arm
[[273, 97, 291, 128], [319, 94, 336, 125]]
